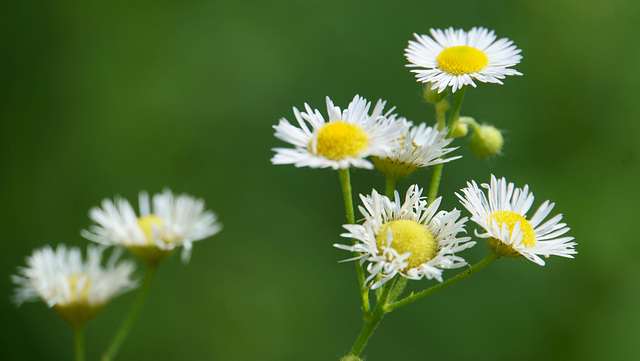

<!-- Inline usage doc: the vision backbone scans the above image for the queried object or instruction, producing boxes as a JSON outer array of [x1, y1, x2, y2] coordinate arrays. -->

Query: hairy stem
[[348, 279, 395, 357], [338, 168, 370, 314], [74, 323, 85, 361], [387, 251, 499, 312], [102, 265, 157, 361], [385, 176, 397, 198], [427, 86, 467, 201]]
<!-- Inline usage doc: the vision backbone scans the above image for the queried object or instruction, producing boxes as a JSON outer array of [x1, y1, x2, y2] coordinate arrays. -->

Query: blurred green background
[[2, 0, 639, 360]]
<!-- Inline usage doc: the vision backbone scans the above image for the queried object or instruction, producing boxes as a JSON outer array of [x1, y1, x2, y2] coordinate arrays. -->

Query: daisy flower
[[335, 185, 475, 289], [82, 189, 222, 264], [405, 27, 522, 93], [372, 121, 460, 179], [12, 244, 136, 325], [271, 95, 407, 170], [456, 175, 577, 265]]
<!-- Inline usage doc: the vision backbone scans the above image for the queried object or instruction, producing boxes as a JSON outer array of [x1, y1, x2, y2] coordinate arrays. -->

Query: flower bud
[[450, 121, 469, 138], [469, 124, 503, 158]]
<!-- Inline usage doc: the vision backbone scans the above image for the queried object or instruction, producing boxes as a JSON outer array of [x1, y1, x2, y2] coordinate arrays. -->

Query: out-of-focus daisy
[[12, 244, 136, 325], [405, 27, 522, 93], [271, 95, 407, 170], [456, 175, 577, 265], [335, 185, 474, 289], [82, 189, 221, 264], [372, 121, 460, 179]]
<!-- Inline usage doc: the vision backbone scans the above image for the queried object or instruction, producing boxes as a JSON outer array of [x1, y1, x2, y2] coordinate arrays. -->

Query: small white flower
[[82, 189, 221, 264], [456, 175, 577, 265], [405, 27, 522, 93], [12, 244, 136, 324], [271, 95, 407, 170], [335, 185, 475, 289], [373, 121, 460, 179]]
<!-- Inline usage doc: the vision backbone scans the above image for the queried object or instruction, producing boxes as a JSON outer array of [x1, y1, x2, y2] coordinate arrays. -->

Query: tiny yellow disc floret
[[138, 214, 164, 244], [375, 219, 437, 270], [437, 46, 489, 75], [68, 274, 91, 303], [491, 210, 536, 247], [55, 274, 101, 325], [315, 122, 369, 160], [133, 214, 176, 264]]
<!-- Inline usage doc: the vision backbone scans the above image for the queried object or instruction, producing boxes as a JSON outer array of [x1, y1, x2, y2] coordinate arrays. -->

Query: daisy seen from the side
[[405, 27, 522, 93], [372, 121, 461, 179], [82, 189, 222, 265], [456, 175, 577, 265], [335, 185, 475, 289], [271, 95, 407, 170], [12, 244, 137, 325]]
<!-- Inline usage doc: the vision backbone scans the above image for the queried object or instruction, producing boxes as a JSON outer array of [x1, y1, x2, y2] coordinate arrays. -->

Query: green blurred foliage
[[1, 0, 639, 360]]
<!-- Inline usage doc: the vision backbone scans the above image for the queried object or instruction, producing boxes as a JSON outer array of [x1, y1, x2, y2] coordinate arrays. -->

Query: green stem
[[435, 99, 449, 131], [349, 313, 383, 358], [427, 86, 467, 201], [427, 163, 444, 202], [384, 176, 397, 198], [338, 169, 356, 225], [446, 86, 467, 138], [348, 279, 394, 357], [73, 323, 85, 361], [458, 115, 479, 129], [102, 265, 157, 361], [338, 168, 370, 314], [387, 251, 500, 312]]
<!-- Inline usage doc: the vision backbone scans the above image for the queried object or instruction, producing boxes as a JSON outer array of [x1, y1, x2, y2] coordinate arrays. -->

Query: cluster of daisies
[[11, 26, 578, 360], [12, 189, 221, 325], [271, 27, 576, 290], [334, 175, 577, 289], [272, 95, 457, 172]]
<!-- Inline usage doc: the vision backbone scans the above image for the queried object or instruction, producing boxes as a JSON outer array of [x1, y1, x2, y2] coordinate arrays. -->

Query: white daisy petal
[[406, 27, 522, 92], [81, 189, 221, 264], [335, 185, 474, 289], [372, 119, 460, 179], [271, 95, 406, 170], [456, 175, 576, 264], [12, 244, 137, 324]]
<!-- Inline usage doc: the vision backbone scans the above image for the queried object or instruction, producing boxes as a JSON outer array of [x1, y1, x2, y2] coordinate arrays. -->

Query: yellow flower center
[[437, 46, 489, 75], [314, 122, 369, 160], [68, 274, 91, 303], [375, 219, 436, 270], [132, 214, 176, 264], [137, 214, 164, 245], [54, 274, 103, 325], [491, 211, 536, 247]]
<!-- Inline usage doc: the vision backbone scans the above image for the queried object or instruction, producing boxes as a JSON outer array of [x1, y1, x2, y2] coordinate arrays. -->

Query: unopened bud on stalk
[[469, 124, 503, 158], [450, 121, 469, 138]]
